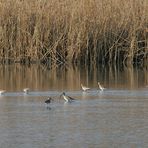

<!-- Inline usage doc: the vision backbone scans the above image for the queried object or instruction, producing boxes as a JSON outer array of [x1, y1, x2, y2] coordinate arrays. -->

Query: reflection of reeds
[[0, 0, 147, 65], [0, 64, 147, 91]]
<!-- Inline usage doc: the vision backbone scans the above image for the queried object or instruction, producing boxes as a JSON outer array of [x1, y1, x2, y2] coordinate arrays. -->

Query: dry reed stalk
[[0, 0, 147, 65]]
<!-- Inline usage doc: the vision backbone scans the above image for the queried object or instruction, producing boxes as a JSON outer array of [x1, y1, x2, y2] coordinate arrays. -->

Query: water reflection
[[0, 64, 147, 148], [0, 64, 147, 92]]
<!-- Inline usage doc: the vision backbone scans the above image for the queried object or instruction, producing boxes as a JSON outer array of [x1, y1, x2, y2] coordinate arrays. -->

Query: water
[[0, 64, 148, 148]]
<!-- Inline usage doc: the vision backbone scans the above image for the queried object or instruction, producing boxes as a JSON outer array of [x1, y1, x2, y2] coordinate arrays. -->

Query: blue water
[[0, 89, 148, 148]]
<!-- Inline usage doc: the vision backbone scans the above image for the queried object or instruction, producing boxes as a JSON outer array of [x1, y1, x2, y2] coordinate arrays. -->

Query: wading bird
[[45, 97, 53, 104], [23, 88, 30, 94], [81, 84, 90, 91], [0, 90, 6, 95], [61, 92, 76, 103], [98, 82, 105, 91]]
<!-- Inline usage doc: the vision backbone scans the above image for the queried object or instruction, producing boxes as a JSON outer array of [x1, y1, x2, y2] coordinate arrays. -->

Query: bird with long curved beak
[[81, 84, 90, 91], [45, 97, 53, 104], [98, 82, 105, 91], [60, 92, 76, 103]]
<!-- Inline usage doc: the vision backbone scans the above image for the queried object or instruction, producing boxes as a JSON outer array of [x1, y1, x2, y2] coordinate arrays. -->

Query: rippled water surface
[[0, 64, 147, 148]]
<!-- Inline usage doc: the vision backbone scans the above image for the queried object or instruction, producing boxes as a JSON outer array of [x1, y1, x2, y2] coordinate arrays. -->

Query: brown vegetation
[[0, 0, 147, 65]]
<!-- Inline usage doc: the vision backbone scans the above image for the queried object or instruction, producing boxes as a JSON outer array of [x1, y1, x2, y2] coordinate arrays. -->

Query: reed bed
[[0, 0, 147, 65]]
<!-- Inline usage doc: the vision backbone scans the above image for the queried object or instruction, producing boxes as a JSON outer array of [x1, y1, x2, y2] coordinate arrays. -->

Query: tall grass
[[0, 0, 147, 65]]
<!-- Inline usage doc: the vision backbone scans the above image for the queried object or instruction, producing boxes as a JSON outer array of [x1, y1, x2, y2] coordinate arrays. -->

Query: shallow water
[[0, 64, 148, 148]]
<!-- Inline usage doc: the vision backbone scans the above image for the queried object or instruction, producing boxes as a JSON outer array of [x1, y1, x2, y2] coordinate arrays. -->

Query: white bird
[[81, 84, 90, 91], [0, 90, 6, 95], [98, 82, 105, 91], [23, 88, 30, 94], [61, 92, 76, 103]]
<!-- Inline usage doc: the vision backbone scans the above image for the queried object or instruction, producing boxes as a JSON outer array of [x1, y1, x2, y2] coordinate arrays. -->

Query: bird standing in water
[[23, 88, 30, 94], [61, 92, 76, 103], [98, 82, 105, 91], [81, 84, 90, 91], [0, 90, 6, 95], [45, 97, 53, 104]]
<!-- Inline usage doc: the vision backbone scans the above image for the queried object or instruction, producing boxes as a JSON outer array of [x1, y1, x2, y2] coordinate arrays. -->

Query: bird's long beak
[[59, 93, 63, 99]]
